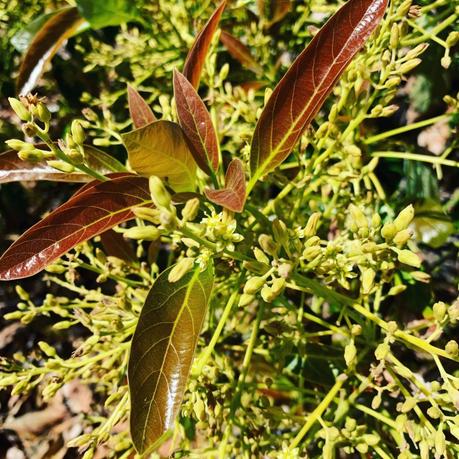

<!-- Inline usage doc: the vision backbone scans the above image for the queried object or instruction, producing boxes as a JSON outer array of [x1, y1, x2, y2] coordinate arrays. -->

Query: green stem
[[372, 151, 459, 168], [365, 114, 449, 145], [38, 129, 108, 182], [287, 374, 347, 451], [193, 290, 239, 376], [402, 13, 458, 46], [351, 303, 458, 362], [220, 301, 265, 458]]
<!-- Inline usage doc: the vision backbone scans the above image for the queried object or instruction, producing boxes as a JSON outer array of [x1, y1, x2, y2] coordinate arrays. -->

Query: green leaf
[[122, 120, 197, 193], [76, 0, 141, 29], [410, 200, 454, 248], [129, 263, 214, 454]]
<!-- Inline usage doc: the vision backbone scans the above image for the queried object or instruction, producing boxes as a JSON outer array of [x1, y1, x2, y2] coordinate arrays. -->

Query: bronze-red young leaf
[[249, 0, 388, 189], [0, 144, 126, 183], [129, 263, 214, 453], [220, 30, 262, 74], [127, 85, 156, 129], [17, 7, 85, 94], [0, 175, 152, 280], [173, 69, 219, 175], [205, 158, 246, 212], [182, 0, 226, 88]]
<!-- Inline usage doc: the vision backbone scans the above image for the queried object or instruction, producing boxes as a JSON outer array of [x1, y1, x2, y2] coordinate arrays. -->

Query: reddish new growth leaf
[[183, 0, 226, 88], [173, 69, 219, 175], [205, 159, 246, 212], [220, 30, 262, 74], [127, 85, 156, 129], [0, 144, 126, 184], [0, 175, 152, 280], [17, 7, 84, 94], [249, 0, 388, 189]]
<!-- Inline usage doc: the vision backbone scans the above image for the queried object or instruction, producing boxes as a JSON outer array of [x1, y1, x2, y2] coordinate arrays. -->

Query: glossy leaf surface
[[122, 120, 197, 192], [0, 175, 151, 280], [11, 11, 57, 53], [17, 7, 86, 94], [127, 85, 156, 129], [249, 0, 388, 186], [182, 1, 226, 88], [76, 0, 141, 29], [100, 229, 136, 262], [173, 69, 219, 175], [129, 263, 214, 453], [220, 30, 262, 74], [0, 145, 126, 184], [205, 159, 246, 212]]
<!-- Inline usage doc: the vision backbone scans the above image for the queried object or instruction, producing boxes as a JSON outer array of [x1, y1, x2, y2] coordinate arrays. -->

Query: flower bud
[[181, 198, 200, 222], [400, 397, 417, 413], [398, 58, 421, 74], [243, 276, 265, 294], [18, 148, 45, 162], [397, 249, 421, 268], [398, 0, 412, 17], [390, 24, 400, 49], [258, 234, 278, 257], [381, 222, 397, 240], [71, 120, 85, 145], [445, 340, 458, 357], [441, 55, 451, 69], [159, 208, 176, 228], [393, 229, 411, 246], [394, 205, 414, 231], [371, 394, 382, 409], [168, 258, 195, 283], [434, 428, 446, 458], [123, 225, 160, 241], [9, 97, 30, 121], [349, 204, 368, 229], [149, 176, 171, 209], [272, 219, 288, 248], [388, 285, 407, 296], [427, 406, 441, 419], [410, 271, 430, 283], [344, 341, 357, 367], [46, 160, 74, 172], [375, 342, 390, 360], [238, 293, 255, 307], [433, 301, 447, 322], [66, 149, 84, 164], [302, 245, 322, 261], [38, 341, 57, 357], [5, 139, 32, 151], [304, 236, 321, 247], [253, 247, 270, 264], [271, 278, 286, 296], [36, 103, 51, 123], [260, 285, 275, 302], [303, 212, 321, 238], [361, 268, 375, 294], [133, 207, 161, 224], [404, 43, 429, 60]]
